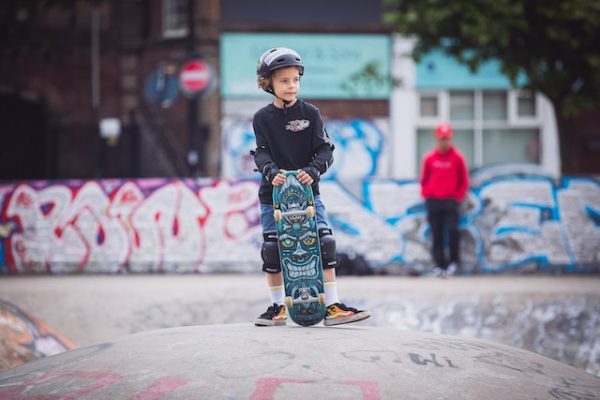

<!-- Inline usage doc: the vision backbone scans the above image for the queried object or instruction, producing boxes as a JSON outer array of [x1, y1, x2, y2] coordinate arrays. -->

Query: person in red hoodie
[[420, 122, 469, 277]]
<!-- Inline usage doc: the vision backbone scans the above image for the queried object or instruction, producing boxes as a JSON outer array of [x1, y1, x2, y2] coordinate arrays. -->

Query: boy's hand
[[297, 170, 314, 185], [271, 170, 287, 186]]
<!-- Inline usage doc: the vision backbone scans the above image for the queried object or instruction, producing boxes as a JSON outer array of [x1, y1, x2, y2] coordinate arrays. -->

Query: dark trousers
[[426, 198, 460, 269]]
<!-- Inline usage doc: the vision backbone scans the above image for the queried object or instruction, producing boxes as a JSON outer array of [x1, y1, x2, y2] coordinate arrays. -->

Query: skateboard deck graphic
[[273, 171, 326, 326]]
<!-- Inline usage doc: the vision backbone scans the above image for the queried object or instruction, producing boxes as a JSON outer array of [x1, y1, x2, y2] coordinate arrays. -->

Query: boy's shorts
[[259, 195, 331, 234]]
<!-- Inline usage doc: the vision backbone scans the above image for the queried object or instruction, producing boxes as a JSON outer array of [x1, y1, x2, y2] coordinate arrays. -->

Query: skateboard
[[273, 171, 326, 326]]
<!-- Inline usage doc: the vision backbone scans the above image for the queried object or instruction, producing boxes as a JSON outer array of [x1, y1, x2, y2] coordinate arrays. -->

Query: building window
[[449, 91, 474, 121], [482, 91, 507, 121], [419, 94, 439, 118], [516, 91, 536, 118], [482, 129, 540, 164], [416, 89, 543, 172], [163, 0, 189, 39]]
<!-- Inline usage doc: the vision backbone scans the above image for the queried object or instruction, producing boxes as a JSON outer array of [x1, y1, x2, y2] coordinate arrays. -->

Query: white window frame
[[509, 90, 541, 126], [416, 89, 545, 168], [162, 0, 189, 39], [481, 90, 510, 124], [418, 91, 442, 122]]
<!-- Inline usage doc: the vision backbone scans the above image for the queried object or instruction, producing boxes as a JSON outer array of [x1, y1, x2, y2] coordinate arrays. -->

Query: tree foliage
[[384, 0, 600, 173], [384, 0, 600, 116]]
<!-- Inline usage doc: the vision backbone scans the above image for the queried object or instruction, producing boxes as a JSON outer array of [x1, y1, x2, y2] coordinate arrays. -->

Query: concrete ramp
[[0, 324, 598, 399]]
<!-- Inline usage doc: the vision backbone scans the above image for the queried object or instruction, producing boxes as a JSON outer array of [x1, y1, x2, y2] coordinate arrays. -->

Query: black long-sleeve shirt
[[253, 99, 334, 204]]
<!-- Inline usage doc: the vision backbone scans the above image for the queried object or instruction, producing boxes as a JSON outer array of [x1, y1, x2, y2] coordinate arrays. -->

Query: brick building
[[1, 0, 598, 181], [0, 0, 221, 180], [0, 0, 391, 181]]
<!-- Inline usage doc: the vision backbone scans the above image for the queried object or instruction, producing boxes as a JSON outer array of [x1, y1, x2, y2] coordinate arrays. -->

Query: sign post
[[179, 59, 213, 177]]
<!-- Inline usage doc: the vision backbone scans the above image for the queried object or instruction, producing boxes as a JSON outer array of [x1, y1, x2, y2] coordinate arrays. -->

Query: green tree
[[384, 0, 600, 174]]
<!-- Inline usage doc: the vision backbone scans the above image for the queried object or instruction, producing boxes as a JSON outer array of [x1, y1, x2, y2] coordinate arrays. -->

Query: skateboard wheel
[[274, 209, 282, 221], [284, 296, 293, 308], [306, 206, 315, 218], [318, 293, 326, 305]]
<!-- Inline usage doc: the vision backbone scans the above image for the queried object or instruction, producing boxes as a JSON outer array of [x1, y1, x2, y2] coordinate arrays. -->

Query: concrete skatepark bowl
[[0, 324, 599, 399]]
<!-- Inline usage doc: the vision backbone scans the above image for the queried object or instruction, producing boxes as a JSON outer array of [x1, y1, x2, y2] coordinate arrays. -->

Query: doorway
[[0, 94, 55, 181]]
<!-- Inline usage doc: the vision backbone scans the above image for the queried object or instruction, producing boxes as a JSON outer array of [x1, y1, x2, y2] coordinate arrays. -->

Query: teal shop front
[[220, 33, 392, 100]]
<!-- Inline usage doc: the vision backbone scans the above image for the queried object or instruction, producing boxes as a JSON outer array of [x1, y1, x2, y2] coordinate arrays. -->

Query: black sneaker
[[254, 303, 287, 326], [324, 303, 371, 326]]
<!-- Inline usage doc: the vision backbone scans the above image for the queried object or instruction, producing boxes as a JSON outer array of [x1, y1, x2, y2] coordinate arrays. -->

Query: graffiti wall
[[0, 175, 598, 274], [0, 179, 262, 274], [361, 176, 600, 273]]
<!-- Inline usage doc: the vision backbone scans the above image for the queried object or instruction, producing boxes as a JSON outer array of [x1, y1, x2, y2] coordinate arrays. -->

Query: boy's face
[[271, 67, 301, 104]]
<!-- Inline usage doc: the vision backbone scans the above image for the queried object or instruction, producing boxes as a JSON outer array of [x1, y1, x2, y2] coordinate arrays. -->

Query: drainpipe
[[91, 3, 103, 177]]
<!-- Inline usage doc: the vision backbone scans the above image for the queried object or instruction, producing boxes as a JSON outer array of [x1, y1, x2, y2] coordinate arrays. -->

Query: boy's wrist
[[302, 166, 320, 182], [263, 164, 280, 183]]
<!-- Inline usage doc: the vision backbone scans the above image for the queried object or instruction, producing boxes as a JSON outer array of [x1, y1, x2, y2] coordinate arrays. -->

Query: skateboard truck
[[284, 288, 326, 308], [274, 206, 315, 221]]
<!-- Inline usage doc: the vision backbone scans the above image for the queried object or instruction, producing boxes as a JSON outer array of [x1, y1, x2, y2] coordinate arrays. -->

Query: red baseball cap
[[435, 123, 453, 139]]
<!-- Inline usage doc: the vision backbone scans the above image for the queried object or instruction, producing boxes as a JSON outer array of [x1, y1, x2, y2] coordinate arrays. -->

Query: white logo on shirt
[[286, 119, 310, 132], [432, 160, 452, 168]]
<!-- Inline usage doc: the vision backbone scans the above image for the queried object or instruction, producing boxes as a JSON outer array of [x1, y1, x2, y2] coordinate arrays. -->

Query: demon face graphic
[[277, 178, 319, 281]]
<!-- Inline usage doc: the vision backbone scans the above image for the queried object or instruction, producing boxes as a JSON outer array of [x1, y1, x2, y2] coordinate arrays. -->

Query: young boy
[[252, 47, 371, 327]]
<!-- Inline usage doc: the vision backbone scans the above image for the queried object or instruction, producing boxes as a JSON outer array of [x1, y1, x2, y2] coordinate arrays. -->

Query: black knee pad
[[261, 232, 281, 273], [319, 228, 338, 269]]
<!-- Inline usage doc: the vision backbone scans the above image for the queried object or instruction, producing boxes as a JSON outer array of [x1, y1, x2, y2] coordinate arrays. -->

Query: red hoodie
[[420, 146, 469, 201]]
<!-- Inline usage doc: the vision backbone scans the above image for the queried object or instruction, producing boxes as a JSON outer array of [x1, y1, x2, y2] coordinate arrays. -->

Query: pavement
[[1, 274, 598, 344]]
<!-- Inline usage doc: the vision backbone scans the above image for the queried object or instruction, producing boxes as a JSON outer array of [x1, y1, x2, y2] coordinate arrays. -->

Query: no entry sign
[[179, 59, 211, 96]]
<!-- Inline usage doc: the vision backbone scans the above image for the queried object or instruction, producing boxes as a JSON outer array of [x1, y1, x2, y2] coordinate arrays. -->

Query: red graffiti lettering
[[250, 377, 380, 400], [132, 376, 189, 400]]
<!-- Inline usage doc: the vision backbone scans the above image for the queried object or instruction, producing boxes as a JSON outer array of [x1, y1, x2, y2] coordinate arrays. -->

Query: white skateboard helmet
[[256, 47, 304, 80]]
